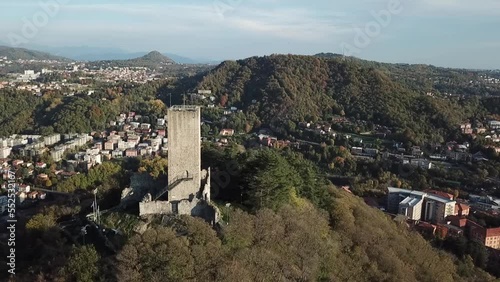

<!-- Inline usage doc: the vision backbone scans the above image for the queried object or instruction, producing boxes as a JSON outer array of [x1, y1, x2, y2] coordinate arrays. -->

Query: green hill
[[130, 51, 176, 65], [0, 46, 72, 61], [89, 51, 176, 69], [190, 54, 488, 144]]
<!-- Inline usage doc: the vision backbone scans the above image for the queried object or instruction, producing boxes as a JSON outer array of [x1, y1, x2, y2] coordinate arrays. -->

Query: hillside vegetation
[[5, 150, 495, 281], [88, 51, 176, 69], [0, 81, 170, 137], [0, 46, 71, 61], [191, 54, 488, 144]]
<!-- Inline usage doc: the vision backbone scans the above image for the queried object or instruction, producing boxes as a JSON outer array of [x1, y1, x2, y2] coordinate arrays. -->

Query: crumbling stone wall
[[139, 201, 172, 216]]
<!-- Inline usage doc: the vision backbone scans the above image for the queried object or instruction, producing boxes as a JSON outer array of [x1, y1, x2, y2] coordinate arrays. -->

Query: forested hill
[[0, 46, 72, 61], [88, 51, 176, 68], [192, 54, 489, 144]]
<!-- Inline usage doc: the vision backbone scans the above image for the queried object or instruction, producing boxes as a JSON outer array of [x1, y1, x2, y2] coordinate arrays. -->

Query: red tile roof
[[486, 228, 500, 238], [425, 189, 454, 200]]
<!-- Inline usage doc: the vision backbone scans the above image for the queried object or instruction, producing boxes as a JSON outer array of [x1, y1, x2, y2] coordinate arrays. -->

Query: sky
[[1, 0, 499, 69]]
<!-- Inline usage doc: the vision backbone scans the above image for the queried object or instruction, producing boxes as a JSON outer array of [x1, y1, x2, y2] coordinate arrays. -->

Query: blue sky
[[1, 0, 499, 68]]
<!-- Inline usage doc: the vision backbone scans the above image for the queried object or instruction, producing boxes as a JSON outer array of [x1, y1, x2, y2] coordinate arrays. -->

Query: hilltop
[[0, 46, 72, 61], [185, 54, 498, 144], [88, 51, 176, 69], [128, 51, 176, 65]]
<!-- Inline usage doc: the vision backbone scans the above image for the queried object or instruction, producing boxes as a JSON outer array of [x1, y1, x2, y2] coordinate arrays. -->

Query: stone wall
[[201, 168, 211, 202], [167, 106, 201, 202], [139, 201, 172, 216]]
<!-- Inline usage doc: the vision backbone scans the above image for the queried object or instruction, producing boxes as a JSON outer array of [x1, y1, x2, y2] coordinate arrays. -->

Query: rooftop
[[170, 105, 199, 111], [388, 187, 455, 204], [400, 196, 423, 207]]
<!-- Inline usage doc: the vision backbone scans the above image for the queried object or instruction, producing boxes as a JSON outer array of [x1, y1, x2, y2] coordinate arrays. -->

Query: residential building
[[117, 140, 134, 150], [455, 203, 470, 216], [112, 149, 124, 158], [460, 123, 473, 135], [364, 148, 379, 157], [157, 118, 166, 126], [125, 149, 138, 158], [157, 129, 166, 137], [18, 184, 30, 193], [409, 158, 432, 169], [43, 134, 61, 146], [104, 141, 115, 151], [35, 162, 47, 169], [51, 147, 66, 162], [351, 147, 363, 155], [448, 215, 468, 228], [488, 120, 500, 130], [128, 135, 141, 145], [411, 146, 423, 157], [387, 187, 457, 224], [37, 174, 49, 182], [220, 129, 235, 136], [469, 220, 500, 249], [0, 147, 12, 158]]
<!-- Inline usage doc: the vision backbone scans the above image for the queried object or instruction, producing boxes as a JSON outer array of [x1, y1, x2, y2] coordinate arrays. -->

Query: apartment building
[[469, 220, 500, 249]]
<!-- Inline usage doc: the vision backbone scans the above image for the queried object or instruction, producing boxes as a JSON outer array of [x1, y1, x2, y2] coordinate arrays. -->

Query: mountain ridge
[[0, 46, 72, 62]]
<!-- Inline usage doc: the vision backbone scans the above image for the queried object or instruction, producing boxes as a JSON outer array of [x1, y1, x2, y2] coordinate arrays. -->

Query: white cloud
[[416, 0, 500, 16]]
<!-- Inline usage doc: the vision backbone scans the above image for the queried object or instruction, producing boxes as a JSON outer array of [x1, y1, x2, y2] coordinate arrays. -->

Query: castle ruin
[[139, 105, 218, 223]]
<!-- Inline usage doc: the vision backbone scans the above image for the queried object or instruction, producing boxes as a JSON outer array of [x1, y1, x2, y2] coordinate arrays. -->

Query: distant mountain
[[0, 43, 219, 64], [88, 51, 177, 69], [0, 46, 71, 62], [130, 51, 175, 65]]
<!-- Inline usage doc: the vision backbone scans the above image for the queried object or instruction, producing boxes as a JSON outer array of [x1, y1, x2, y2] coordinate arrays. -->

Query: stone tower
[[167, 105, 201, 203]]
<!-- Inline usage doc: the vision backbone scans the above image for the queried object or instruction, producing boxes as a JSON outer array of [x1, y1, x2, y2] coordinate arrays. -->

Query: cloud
[[222, 7, 353, 40], [416, 0, 500, 16]]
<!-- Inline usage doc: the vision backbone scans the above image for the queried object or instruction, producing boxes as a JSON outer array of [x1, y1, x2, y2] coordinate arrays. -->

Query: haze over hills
[[0, 46, 72, 62], [87, 50, 177, 69], [0, 43, 219, 64]]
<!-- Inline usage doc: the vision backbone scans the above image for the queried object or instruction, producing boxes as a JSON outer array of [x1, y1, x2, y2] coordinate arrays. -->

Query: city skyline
[[1, 0, 500, 69]]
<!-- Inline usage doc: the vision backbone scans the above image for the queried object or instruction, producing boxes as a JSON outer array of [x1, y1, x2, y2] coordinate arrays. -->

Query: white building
[[157, 118, 166, 126], [387, 187, 456, 224], [0, 147, 12, 158], [410, 159, 433, 170], [489, 121, 500, 130], [398, 196, 424, 221], [43, 134, 61, 146], [112, 149, 124, 158], [51, 147, 66, 162]]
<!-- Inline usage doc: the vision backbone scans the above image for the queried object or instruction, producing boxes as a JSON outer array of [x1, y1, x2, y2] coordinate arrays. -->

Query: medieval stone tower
[[167, 105, 202, 204], [139, 105, 216, 222]]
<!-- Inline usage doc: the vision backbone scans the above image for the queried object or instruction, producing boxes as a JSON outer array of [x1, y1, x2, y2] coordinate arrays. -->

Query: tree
[[243, 150, 302, 210], [116, 227, 195, 282], [138, 157, 168, 179], [26, 213, 56, 232], [220, 94, 229, 107], [63, 246, 100, 282]]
